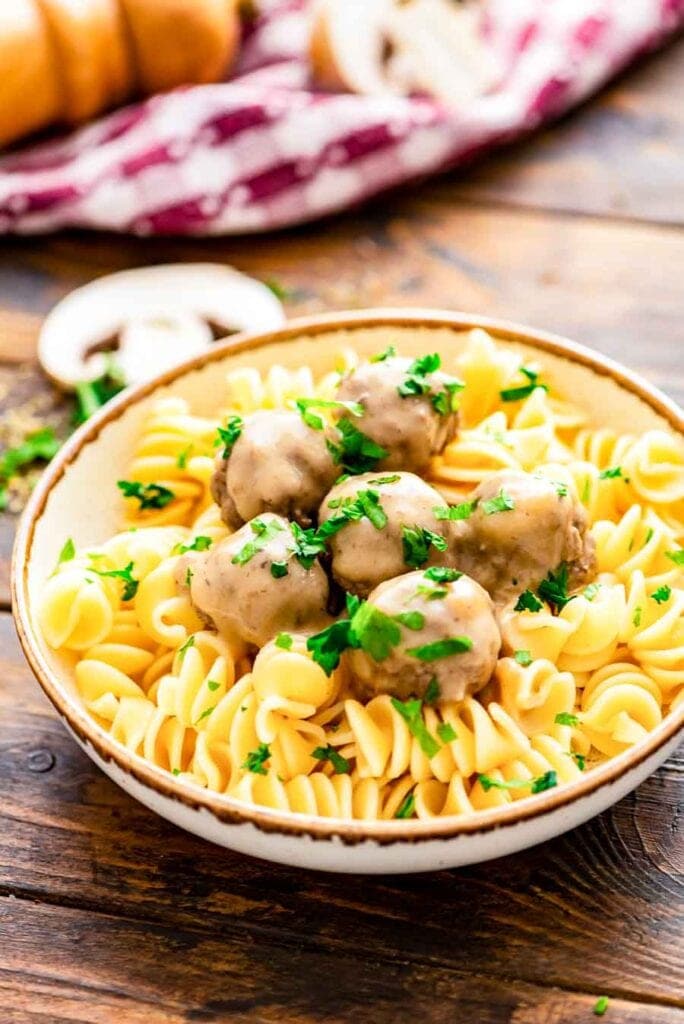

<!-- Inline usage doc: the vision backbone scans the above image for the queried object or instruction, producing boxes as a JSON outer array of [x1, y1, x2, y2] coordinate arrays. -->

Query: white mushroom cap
[[38, 263, 286, 390]]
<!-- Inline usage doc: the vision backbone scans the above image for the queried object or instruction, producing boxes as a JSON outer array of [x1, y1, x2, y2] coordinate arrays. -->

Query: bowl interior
[[17, 315, 684, 822]]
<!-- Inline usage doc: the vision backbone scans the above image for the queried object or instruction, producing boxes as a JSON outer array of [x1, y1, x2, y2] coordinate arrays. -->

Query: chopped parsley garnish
[[73, 357, 126, 425], [275, 632, 293, 650], [232, 517, 285, 565], [397, 353, 463, 415], [370, 344, 397, 363], [355, 489, 388, 529], [537, 563, 575, 613], [207, 680, 220, 692], [599, 466, 623, 480], [367, 475, 401, 485], [216, 416, 243, 459], [289, 521, 326, 568], [434, 500, 477, 521], [424, 678, 440, 704], [394, 611, 425, 631], [321, 488, 388, 542], [555, 712, 580, 727], [643, 527, 655, 546], [178, 635, 195, 659], [185, 566, 193, 587], [94, 561, 138, 601], [175, 535, 213, 554], [117, 480, 175, 510], [407, 637, 473, 661], [402, 524, 448, 568], [481, 489, 515, 516], [172, 768, 181, 776], [633, 606, 643, 628], [306, 594, 400, 674], [326, 417, 388, 475], [666, 549, 684, 566], [264, 278, 290, 300], [437, 722, 457, 743], [423, 567, 462, 584], [515, 590, 543, 613], [581, 477, 591, 503], [306, 618, 356, 675], [416, 583, 447, 601], [176, 444, 193, 469], [500, 366, 548, 403], [479, 770, 558, 794], [391, 697, 440, 757], [514, 650, 532, 667], [242, 743, 271, 775], [651, 585, 672, 604], [294, 397, 364, 431], [571, 752, 587, 771], [395, 792, 416, 819], [312, 745, 350, 775], [270, 560, 289, 579], [56, 537, 76, 568], [584, 583, 601, 601], [593, 996, 609, 1017], [195, 706, 215, 725]]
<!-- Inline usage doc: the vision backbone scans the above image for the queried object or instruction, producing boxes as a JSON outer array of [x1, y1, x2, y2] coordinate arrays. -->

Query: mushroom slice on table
[[38, 263, 286, 391], [310, 0, 497, 108]]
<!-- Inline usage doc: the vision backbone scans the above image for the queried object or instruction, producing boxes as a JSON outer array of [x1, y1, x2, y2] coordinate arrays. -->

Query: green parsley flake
[[584, 583, 601, 601], [479, 770, 557, 794], [232, 517, 285, 565], [367, 475, 401, 486], [352, 602, 401, 662], [633, 606, 643, 628], [117, 480, 175, 510], [402, 524, 448, 568], [56, 537, 76, 569], [424, 678, 440, 704], [423, 566, 462, 584], [571, 752, 587, 771], [416, 584, 447, 601], [515, 590, 543, 613], [306, 618, 355, 675], [195, 706, 215, 725], [370, 345, 396, 363], [94, 561, 138, 601], [275, 633, 293, 650], [599, 466, 623, 480], [538, 563, 575, 613], [270, 560, 289, 579], [216, 416, 243, 459], [391, 697, 441, 758], [178, 635, 195, 659], [396, 353, 464, 416], [643, 527, 654, 546], [555, 712, 580, 727], [437, 721, 457, 743], [326, 417, 388, 475], [176, 535, 213, 554], [651, 585, 672, 604], [295, 398, 364, 431], [593, 996, 609, 1017], [185, 566, 193, 588], [481, 488, 515, 516], [434, 500, 477, 521], [581, 477, 591, 504], [407, 636, 473, 661], [514, 650, 532, 667], [394, 611, 425, 631], [500, 366, 548, 403], [176, 444, 193, 469], [207, 680, 220, 692], [395, 792, 416, 819], [242, 743, 271, 775], [312, 744, 350, 775], [666, 549, 684, 566]]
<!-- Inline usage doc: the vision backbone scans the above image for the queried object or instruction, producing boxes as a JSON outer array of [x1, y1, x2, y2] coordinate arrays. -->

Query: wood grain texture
[[1, 38, 684, 1023], [1, 613, 682, 1024]]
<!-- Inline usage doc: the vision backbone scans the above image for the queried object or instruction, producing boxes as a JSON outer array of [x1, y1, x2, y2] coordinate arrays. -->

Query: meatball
[[319, 471, 455, 597], [453, 470, 596, 605], [210, 409, 338, 529], [183, 513, 330, 648], [348, 570, 501, 703], [335, 355, 459, 474]]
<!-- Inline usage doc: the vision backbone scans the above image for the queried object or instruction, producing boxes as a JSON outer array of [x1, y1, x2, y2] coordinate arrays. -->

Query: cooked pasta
[[38, 328, 684, 823]]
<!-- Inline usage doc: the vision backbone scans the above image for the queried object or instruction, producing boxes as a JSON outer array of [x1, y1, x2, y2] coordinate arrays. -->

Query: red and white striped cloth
[[0, 0, 681, 236]]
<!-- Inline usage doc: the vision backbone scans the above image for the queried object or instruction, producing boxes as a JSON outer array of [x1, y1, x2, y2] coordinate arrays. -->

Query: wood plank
[[1, 615, 682, 1008], [446, 36, 684, 226], [4, 898, 682, 1024]]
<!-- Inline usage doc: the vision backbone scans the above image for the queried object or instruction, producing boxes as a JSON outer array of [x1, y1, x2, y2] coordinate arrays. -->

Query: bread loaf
[[0, 0, 241, 150]]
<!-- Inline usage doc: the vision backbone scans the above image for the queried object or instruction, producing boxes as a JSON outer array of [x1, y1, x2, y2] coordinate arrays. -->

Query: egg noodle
[[39, 330, 684, 821]]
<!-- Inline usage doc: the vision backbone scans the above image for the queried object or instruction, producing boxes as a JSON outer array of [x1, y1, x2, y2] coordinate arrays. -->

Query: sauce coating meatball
[[453, 470, 596, 604], [319, 471, 455, 597], [183, 513, 330, 648], [348, 570, 501, 703], [335, 355, 459, 474], [210, 409, 338, 529]]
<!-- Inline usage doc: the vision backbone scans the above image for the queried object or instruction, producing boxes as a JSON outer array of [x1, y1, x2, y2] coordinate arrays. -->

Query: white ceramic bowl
[[12, 310, 684, 873]]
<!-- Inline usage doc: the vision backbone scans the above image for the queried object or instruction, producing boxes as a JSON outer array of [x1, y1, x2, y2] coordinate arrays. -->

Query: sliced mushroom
[[310, 0, 496, 108], [38, 263, 286, 390]]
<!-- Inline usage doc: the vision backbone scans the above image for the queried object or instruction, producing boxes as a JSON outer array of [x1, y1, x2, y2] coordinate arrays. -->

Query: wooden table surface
[[2, 40, 684, 1024]]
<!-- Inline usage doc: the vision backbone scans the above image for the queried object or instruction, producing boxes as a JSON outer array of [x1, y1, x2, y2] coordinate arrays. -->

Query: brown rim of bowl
[[12, 308, 684, 845]]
